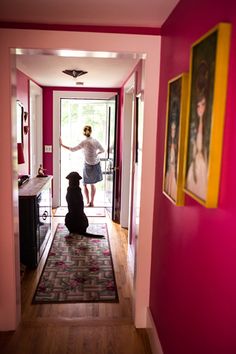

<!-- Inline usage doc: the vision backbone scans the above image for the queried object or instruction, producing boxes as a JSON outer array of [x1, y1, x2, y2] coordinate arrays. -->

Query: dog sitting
[[65, 171, 104, 238]]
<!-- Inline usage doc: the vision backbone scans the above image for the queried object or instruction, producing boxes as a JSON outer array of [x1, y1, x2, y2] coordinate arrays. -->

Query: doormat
[[54, 206, 106, 217], [32, 223, 119, 304]]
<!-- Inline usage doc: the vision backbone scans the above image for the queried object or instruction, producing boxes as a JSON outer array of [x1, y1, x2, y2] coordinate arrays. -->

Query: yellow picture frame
[[183, 23, 231, 208], [163, 73, 189, 205]]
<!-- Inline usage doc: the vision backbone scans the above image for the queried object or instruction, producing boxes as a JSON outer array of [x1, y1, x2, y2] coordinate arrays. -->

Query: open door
[[104, 95, 120, 221]]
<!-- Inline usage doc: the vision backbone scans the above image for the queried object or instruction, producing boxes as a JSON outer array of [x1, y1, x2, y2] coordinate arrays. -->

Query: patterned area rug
[[54, 206, 106, 217], [33, 223, 119, 304]]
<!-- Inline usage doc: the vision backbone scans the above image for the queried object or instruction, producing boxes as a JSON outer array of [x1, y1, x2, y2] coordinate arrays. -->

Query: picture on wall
[[16, 100, 23, 144], [184, 22, 231, 208], [163, 73, 188, 205]]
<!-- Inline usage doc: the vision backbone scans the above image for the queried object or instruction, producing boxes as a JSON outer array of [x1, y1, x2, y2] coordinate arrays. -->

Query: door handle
[[110, 166, 120, 171], [42, 210, 48, 220]]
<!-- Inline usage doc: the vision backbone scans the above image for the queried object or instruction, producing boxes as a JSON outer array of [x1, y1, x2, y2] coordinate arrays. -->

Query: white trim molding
[[146, 308, 164, 354]]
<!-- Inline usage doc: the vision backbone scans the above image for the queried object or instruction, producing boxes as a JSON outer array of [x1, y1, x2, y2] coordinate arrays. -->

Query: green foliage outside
[[61, 99, 107, 147], [60, 98, 112, 206]]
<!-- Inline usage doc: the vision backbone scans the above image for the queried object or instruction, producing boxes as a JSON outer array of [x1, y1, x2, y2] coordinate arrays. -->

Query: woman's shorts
[[83, 162, 103, 184]]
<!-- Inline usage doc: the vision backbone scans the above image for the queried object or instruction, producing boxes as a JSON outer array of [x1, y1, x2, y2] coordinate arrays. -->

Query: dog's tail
[[82, 232, 105, 239]]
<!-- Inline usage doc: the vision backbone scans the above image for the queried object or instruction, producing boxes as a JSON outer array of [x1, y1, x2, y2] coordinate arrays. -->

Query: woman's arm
[[59, 137, 71, 151], [59, 137, 81, 152], [96, 140, 105, 154]]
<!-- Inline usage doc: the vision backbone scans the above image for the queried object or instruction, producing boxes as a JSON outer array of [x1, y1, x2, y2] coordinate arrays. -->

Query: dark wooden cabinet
[[19, 176, 53, 268]]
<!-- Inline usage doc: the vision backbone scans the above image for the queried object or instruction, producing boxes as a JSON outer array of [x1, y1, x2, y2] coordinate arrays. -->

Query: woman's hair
[[83, 125, 92, 137], [195, 60, 209, 104]]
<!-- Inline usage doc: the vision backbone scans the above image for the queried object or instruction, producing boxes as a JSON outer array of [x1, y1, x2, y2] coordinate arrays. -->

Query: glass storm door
[[59, 97, 118, 214], [104, 95, 119, 221], [60, 98, 107, 206]]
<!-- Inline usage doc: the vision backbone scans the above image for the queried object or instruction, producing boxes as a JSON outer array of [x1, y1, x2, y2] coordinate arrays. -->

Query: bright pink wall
[[42, 87, 121, 175], [42, 87, 53, 174], [150, 1, 236, 354], [0, 22, 161, 35], [16, 70, 30, 174]]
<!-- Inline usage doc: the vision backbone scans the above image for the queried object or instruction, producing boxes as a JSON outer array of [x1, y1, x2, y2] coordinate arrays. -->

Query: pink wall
[[0, 22, 161, 36], [16, 70, 30, 174], [42, 87, 53, 174], [42, 87, 121, 175], [150, 1, 236, 353]]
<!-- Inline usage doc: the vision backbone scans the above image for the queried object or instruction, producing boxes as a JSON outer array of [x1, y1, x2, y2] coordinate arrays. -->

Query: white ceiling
[[16, 51, 143, 88], [1, 0, 179, 88]]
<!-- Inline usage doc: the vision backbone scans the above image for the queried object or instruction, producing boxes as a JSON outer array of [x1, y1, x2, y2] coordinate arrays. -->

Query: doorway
[[53, 91, 118, 220], [60, 98, 108, 207], [1, 30, 161, 331]]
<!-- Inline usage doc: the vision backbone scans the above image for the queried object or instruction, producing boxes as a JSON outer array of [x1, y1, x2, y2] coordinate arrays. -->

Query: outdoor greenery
[[60, 98, 114, 206], [61, 99, 107, 147]]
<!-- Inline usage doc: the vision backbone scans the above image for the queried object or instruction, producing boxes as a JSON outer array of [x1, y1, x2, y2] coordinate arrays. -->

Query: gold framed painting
[[163, 73, 188, 205], [183, 23, 231, 208]]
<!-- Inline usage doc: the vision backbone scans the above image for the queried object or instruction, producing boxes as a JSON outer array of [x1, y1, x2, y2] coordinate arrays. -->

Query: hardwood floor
[[0, 214, 152, 354]]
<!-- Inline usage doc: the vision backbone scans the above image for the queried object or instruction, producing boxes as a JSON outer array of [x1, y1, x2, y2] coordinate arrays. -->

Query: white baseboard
[[146, 307, 164, 354]]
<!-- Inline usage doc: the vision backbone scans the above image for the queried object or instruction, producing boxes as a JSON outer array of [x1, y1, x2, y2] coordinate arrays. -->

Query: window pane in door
[[60, 99, 107, 206]]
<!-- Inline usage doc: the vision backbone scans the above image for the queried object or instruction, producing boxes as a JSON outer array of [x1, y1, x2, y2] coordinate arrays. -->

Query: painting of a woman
[[165, 115, 178, 200], [185, 30, 217, 201], [186, 61, 210, 200], [164, 78, 181, 202]]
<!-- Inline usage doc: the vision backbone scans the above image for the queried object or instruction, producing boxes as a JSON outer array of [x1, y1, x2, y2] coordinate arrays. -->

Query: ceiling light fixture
[[62, 69, 88, 78]]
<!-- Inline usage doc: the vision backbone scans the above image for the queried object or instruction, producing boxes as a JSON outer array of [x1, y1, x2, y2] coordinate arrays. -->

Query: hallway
[[0, 214, 152, 354], [1, 1, 236, 353]]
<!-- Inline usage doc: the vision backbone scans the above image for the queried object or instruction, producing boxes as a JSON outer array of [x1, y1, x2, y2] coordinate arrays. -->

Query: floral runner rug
[[54, 206, 106, 217], [32, 223, 119, 304]]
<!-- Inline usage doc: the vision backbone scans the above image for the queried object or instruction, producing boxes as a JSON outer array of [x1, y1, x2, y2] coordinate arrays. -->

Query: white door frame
[[0, 29, 161, 330], [53, 90, 119, 208], [29, 81, 43, 177], [120, 74, 135, 229]]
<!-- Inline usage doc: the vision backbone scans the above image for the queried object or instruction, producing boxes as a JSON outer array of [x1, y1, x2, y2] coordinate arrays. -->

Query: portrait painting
[[163, 73, 188, 205], [184, 23, 231, 207], [16, 100, 23, 144]]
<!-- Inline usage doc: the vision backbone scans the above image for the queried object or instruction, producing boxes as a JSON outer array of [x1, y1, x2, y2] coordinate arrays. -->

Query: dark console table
[[19, 176, 53, 268]]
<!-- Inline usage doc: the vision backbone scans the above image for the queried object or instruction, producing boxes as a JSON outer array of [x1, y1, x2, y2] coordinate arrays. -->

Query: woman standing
[[60, 125, 105, 207]]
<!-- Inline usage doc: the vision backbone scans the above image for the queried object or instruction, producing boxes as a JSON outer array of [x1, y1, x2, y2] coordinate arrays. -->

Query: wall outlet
[[44, 145, 52, 153]]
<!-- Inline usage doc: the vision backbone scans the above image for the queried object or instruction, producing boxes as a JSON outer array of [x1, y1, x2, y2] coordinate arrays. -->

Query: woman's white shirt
[[70, 137, 104, 165]]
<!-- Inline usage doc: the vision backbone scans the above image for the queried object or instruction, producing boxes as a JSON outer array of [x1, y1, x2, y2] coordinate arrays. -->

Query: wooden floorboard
[[0, 214, 152, 354]]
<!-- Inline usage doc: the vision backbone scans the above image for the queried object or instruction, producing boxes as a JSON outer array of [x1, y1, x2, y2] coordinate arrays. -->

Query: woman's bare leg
[[90, 184, 96, 207], [83, 184, 90, 205]]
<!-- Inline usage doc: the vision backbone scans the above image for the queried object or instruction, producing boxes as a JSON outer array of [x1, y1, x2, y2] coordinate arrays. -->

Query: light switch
[[44, 145, 52, 153]]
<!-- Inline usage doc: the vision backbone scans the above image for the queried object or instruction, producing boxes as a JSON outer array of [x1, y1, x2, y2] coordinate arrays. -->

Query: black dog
[[65, 172, 104, 238]]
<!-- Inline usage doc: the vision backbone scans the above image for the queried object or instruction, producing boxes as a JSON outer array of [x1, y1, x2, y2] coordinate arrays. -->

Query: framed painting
[[163, 73, 188, 205], [183, 23, 231, 208], [16, 100, 23, 144]]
